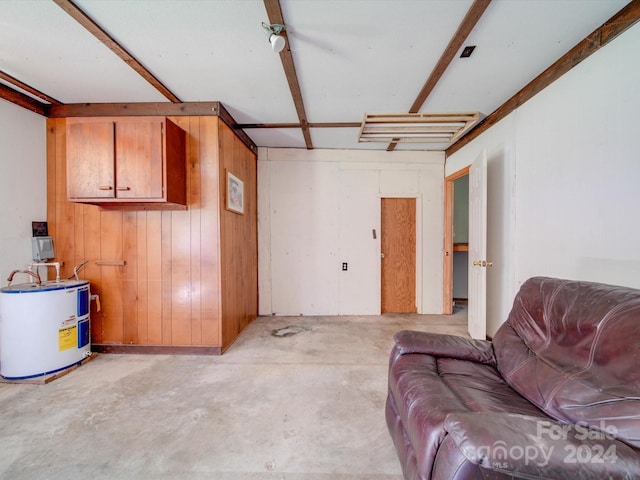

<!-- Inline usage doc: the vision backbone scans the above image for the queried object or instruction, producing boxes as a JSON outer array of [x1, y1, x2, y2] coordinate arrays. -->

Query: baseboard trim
[[91, 344, 222, 355]]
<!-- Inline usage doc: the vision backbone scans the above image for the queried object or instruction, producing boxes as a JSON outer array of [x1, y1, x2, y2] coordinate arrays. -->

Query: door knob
[[473, 260, 494, 267], [380, 253, 385, 259]]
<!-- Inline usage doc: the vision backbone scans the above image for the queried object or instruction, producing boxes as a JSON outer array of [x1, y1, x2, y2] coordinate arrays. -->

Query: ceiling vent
[[460, 45, 476, 58], [358, 112, 480, 144]]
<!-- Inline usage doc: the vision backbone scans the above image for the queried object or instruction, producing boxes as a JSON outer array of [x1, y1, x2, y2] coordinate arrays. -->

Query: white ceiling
[[0, 0, 630, 150]]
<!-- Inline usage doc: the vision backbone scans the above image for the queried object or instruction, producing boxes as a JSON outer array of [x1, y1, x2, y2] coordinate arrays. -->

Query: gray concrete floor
[[0, 310, 467, 480]]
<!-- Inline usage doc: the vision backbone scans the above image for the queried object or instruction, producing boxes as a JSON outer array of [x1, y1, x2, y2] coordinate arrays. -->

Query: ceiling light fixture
[[358, 113, 480, 144], [261, 22, 286, 53]]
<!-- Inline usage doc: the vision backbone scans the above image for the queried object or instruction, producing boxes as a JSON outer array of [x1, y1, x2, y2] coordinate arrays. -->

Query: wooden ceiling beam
[[0, 70, 62, 105], [238, 122, 361, 129], [446, 0, 640, 157], [264, 0, 313, 149], [53, 0, 181, 103], [387, 0, 491, 151], [48, 101, 221, 118], [217, 103, 259, 154], [0, 82, 49, 116]]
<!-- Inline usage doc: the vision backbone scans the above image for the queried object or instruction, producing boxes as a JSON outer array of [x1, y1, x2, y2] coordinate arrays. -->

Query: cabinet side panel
[[165, 119, 187, 206]]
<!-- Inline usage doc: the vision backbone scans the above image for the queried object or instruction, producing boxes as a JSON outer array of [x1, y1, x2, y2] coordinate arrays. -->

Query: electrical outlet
[[342, 262, 348, 271]]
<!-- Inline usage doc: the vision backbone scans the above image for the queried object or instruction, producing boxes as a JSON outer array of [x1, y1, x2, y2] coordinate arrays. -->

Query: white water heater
[[0, 280, 91, 379]]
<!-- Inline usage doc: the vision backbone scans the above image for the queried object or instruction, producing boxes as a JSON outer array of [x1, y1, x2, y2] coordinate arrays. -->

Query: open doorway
[[443, 166, 470, 315]]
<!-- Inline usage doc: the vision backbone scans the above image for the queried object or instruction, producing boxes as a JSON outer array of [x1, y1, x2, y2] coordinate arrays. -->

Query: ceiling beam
[[48, 101, 221, 118], [0, 70, 62, 105], [264, 0, 313, 149], [446, 0, 640, 158], [53, 0, 182, 103], [238, 122, 361, 129], [387, 0, 491, 151], [217, 103, 259, 154], [0, 82, 49, 116]]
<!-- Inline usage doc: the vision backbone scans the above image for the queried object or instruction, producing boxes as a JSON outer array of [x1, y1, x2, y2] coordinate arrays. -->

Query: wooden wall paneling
[[161, 210, 172, 344], [146, 211, 163, 345], [246, 136, 259, 329], [199, 117, 222, 346], [218, 121, 258, 350], [82, 205, 103, 344], [170, 208, 192, 345], [168, 116, 193, 345], [135, 211, 149, 344], [234, 129, 250, 336], [243, 132, 258, 333], [54, 119, 75, 280], [46, 114, 259, 350], [218, 123, 233, 348], [187, 117, 203, 346], [73, 203, 85, 275], [46, 120, 58, 249], [122, 211, 138, 344], [99, 210, 124, 343]]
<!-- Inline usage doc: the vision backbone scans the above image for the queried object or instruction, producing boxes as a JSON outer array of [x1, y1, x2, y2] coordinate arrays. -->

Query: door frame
[[379, 194, 422, 313], [443, 166, 470, 315]]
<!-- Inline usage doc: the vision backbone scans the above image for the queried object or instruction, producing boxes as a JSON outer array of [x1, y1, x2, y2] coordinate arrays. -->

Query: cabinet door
[[67, 121, 115, 199], [115, 120, 164, 199]]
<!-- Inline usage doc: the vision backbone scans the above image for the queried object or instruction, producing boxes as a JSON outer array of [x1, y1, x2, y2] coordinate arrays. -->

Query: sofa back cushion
[[493, 276, 640, 448]]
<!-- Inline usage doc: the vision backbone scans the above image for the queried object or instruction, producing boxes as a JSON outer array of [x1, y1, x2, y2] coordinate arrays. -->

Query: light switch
[[342, 262, 348, 271]]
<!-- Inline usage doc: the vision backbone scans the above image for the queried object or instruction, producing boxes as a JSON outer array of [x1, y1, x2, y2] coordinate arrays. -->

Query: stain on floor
[[271, 325, 310, 337]]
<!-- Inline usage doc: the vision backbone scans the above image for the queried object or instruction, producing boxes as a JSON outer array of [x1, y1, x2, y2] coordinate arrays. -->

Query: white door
[[468, 149, 488, 339]]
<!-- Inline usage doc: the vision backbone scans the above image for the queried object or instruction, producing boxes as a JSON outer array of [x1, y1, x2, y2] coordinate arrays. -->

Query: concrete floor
[[0, 310, 467, 480]]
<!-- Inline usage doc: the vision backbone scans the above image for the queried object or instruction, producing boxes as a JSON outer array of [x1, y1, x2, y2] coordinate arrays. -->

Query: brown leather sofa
[[386, 277, 640, 479]]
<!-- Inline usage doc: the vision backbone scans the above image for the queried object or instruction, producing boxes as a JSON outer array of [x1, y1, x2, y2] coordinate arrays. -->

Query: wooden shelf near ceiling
[[453, 243, 469, 252]]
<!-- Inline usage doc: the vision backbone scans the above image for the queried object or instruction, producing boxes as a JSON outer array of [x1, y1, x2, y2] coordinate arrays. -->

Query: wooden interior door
[[381, 198, 416, 313], [468, 149, 488, 339]]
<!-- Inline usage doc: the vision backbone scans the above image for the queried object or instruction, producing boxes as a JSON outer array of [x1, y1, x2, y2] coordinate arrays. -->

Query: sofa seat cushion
[[388, 352, 542, 478]]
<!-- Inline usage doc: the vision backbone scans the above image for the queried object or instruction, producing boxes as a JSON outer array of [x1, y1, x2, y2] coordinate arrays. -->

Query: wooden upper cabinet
[[67, 121, 116, 199], [66, 117, 186, 208]]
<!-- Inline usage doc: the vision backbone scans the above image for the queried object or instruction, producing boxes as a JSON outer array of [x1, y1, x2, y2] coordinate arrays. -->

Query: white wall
[[0, 100, 47, 280], [446, 22, 640, 335], [259, 148, 445, 316]]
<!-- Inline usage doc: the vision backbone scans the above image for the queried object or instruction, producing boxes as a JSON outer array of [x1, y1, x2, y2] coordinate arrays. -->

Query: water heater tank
[[0, 280, 91, 379]]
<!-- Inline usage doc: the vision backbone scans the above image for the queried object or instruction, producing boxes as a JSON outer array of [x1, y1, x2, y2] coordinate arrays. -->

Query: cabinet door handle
[[116, 186, 131, 191], [98, 186, 113, 191]]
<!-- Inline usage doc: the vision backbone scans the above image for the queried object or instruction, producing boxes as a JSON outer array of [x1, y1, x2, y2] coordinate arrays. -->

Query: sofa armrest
[[443, 412, 640, 479], [393, 330, 496, 366]]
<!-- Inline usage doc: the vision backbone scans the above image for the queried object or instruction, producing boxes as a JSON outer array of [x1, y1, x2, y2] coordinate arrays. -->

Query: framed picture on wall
[[226, 170, 244, 214]]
